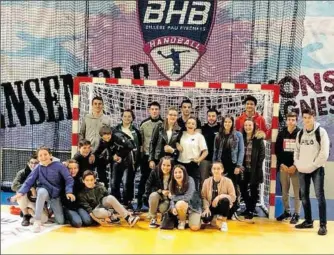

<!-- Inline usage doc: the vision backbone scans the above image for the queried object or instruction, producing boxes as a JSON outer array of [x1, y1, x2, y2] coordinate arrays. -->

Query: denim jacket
[[212, 131, 244, 167]]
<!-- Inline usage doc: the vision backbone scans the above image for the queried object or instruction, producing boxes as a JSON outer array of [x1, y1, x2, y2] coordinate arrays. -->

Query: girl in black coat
[[149, 106, 181, 168], [145, 156, 173, 228], [240, 119, 265, 220]]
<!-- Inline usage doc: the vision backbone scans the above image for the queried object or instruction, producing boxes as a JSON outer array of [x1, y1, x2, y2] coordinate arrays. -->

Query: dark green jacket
[[78, 183, 108, 213]]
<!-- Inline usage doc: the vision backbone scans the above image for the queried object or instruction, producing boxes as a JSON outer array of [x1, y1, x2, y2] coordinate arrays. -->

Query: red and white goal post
[[71, 77, 280, 219]]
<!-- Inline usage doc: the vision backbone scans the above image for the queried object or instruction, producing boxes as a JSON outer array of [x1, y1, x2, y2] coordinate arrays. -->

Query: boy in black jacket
[[275, 112, 300, 224], [73, 139, 95, 177], [94, 126, 135, 191]]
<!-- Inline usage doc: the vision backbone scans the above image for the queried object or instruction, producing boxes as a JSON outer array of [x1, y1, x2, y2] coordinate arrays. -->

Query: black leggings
[[202, 198, 230, 223]]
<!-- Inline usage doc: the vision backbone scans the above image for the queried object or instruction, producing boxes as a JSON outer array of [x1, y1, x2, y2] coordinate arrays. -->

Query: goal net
[[72, 78, 279, 218]]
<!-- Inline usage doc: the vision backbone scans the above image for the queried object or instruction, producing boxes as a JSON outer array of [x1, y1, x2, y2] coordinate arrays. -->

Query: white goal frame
[[72, 77, 280, 219]]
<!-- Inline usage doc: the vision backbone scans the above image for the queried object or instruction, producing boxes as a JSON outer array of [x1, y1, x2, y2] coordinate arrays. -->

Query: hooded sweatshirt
[[18, 161, 74, 198], [275, 126, 300, 169], [79, 113, 112, 151], [294, 122, 330, 173]]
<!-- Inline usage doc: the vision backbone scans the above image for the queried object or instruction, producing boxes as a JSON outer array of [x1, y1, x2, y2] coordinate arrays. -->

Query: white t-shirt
[[166, 129, 172, 143], [178, 132, 208, 163], [121, 126, 134, 140]]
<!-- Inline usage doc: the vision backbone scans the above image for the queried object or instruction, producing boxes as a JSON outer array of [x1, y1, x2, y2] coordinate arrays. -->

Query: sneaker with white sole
[[127, 215, 140, 227], [32, 220, 42, 233], [221, 222, 228, 232], [149, 218, 158, 228], [178, 221, 186, 230]]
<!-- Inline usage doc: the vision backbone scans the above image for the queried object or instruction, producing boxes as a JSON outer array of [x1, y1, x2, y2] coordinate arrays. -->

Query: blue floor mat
[[275, 196, 334, 221], [1, 191, 15, 205]]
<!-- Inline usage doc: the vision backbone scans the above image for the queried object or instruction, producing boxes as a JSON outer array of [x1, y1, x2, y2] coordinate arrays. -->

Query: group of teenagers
[[10, 95, 330, 236]]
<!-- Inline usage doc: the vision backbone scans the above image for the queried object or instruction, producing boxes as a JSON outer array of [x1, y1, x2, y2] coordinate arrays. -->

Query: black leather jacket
[[94, 129, 135, 164], [149, 123, 182, 162]]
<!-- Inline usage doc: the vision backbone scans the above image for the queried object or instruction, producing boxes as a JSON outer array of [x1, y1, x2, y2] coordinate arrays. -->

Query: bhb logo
[[137, 0, 217, 80]]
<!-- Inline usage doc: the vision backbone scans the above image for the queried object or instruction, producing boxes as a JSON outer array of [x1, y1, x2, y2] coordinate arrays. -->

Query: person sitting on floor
[[77, 170, 140, 227]]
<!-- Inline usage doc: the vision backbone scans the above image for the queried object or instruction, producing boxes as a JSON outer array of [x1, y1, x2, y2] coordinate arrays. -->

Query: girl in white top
[[177, 117, 208, 191]]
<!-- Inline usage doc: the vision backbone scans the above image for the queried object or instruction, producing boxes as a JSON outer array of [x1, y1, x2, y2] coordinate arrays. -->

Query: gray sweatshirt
[[294, 122, 330, 173], [79, 113, 112, 150]]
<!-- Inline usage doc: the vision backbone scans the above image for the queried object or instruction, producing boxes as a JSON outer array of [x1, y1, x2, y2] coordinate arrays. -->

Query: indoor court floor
[[1, 205, 333, 254]]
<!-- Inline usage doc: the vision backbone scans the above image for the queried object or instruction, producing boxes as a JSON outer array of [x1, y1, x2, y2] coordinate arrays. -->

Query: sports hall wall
[[1, 1, 333, 198]]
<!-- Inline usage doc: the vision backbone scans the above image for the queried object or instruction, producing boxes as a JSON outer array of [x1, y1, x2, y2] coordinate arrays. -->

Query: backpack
[[298, 127, 321, 145], [298, 127, 332, 156]]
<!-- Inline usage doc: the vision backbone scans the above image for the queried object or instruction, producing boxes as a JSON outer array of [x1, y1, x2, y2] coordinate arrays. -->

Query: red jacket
[[235, 112, 270, 138]]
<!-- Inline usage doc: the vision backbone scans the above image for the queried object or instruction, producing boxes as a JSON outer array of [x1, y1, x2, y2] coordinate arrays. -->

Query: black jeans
[[202, 198, 230, 223], [299, 167, 326, 225], [137, 155, 152, 206], [111, 155, 134, 205], [239, 171, 259, 213], [178, 161, 200, 191]]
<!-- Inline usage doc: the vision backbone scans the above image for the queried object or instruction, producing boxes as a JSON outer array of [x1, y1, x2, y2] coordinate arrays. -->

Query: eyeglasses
[[29, 161, 39, 165]]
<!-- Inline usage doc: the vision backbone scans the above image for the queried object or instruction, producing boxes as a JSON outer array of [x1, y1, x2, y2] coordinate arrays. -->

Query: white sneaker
[[178, 221, 186, 230], [32, 220, 42, 233], [221, 222, 228, 232]]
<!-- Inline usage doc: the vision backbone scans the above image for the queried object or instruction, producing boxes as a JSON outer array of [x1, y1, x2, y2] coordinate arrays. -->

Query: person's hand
[[66, 193, 76, 202], [192, 158, 201, 164], [11, 193, 23, 203], [172, 208, 178, 216], [90, 213, 109, 225], [202, 208, 211, 218], [212, 196, 220, 208], [288, 165, 297, 174], [164, 145, 174, 154], [62, 161, 69, 167], [113, 155, 122, 163], [149, 161, 155, 169], [176, 143, 183, 153], [162, 190, 170, 197], [89, 154, 95, 164], [234, 167, 241, 175], [30, 188, 37, 198], [280, 164, 288, 172]]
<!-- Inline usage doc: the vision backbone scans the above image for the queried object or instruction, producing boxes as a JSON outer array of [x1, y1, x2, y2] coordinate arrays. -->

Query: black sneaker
[[290, 213, 299, 224], [21, 214, 32, 227], [318, 225, 327, 236], [149, 218, 158, 228], [245, 211, 254, 220], [276, 211, 291, 221], [295, 220, 314, 229]]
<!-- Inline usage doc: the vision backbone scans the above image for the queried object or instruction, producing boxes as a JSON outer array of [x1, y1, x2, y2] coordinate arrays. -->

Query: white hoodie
[[294, 122, 330, 173]]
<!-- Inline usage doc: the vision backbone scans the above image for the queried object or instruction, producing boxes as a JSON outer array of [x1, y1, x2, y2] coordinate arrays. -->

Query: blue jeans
[[299, 167, 327, 225], [35, 188, 64, 224], [64, 208, 93, 228]]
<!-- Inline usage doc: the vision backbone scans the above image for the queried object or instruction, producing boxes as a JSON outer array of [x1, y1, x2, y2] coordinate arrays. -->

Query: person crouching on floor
[[77, 170, 140, 227], [169, 165, 202, 231], [201, 162, 236, 232], [145, 156, 173, 228], [11, 146, 75, 233], [11, 154, 48, 226]]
